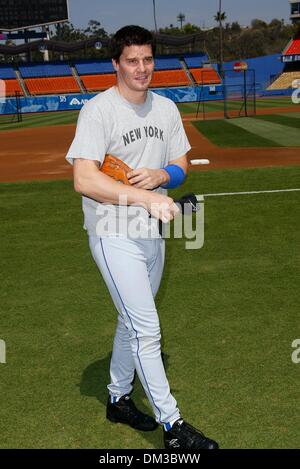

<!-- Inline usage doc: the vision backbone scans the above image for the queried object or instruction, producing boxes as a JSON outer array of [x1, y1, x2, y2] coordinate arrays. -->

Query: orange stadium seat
[[150, 70, 190, 87], [24, 76, 80, 95], [80, 74, 116, 91], [2, 79, 24, 97], [190, 68, 221, 84]]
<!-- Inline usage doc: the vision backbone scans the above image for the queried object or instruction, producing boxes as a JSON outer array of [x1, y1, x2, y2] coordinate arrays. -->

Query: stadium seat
[[74, 60, 114, 75], [150, 70, 190, 87], [0, 65, 16, 79], [284, 32, 300, 55], [80, 74, 116, 91], [24, 77, 80, 95], [267, 71, 300, 90], [154, 57, 182, 70], [19, 62, 72, 78], [183, 54, 209, 68], [189, 68, 221, 84], [1, 79, 24, 97]]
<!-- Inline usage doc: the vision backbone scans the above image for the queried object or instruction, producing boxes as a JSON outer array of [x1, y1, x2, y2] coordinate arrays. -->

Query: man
[[66, 25, 218, 450]]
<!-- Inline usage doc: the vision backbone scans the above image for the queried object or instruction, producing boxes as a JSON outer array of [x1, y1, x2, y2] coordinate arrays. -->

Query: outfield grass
[[192, 113, 300, 147], [177, 96, 299, 115], [192, 120, 282, 147], [0, 96, 298, 132], [0, 110, 79, 131], [0, 166, 300, 448], [254, 113, 300, 130]]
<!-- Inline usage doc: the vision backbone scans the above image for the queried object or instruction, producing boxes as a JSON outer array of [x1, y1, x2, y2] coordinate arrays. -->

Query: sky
[[67, 0, 292, 33]]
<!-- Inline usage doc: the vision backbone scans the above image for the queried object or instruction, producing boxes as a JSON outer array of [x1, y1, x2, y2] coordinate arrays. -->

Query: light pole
[[219, 0, 224, 78], [153, 0, 158, 33], [218, 0, 228, 118]]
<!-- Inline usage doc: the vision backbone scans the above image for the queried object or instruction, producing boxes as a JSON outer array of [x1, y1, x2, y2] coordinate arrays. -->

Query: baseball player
[[66, 25, 218, 450]]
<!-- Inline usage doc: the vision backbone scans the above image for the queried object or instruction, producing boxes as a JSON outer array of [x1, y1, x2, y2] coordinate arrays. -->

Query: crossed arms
[[73, 154, 188, 223]]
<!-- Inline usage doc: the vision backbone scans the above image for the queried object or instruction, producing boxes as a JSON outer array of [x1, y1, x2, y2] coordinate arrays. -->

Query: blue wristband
[[161, 164, 186, 189]]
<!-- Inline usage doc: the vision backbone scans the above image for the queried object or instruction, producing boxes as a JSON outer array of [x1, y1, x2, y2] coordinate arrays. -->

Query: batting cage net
[[222, 68, 257, 119], [194, 67, 256, 120], [0, 91, 23, 127]]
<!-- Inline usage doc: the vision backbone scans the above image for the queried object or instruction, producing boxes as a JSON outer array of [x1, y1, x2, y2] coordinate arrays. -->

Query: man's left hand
[[127, 168, 169, 190]]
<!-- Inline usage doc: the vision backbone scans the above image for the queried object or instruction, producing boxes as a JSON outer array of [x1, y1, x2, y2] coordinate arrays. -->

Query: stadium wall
[[0, 85, 223, 115], [223, 53, 285, 91]]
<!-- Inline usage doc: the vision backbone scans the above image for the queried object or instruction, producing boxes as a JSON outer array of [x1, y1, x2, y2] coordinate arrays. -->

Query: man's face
[[113, 44, 154, 93]]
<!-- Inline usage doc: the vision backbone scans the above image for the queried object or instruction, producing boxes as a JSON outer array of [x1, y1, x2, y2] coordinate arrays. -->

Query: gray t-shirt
[[66, 86, 191, 238]]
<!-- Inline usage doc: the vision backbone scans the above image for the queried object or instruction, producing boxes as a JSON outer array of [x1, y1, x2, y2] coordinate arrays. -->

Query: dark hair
[[110, 25, 156, 62]]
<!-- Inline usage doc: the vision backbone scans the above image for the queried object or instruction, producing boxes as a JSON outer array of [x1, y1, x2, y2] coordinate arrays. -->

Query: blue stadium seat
[[74, 60, 114, 75], [183, 53, 209, 68], [19, 62, 72, 78], [154, 56, 182, 70], [0, 65, 16, 79]]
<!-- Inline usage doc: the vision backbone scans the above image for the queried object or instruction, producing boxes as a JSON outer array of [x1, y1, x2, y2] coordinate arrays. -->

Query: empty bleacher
[[17, 62, 79, 95], [267, 71, 300, 90], [0, 65, 16, 79], [1, 52, 223, 96], [189, 68, 221, 84], [150, 70, 190, 87], [1, 79, 24, 96], [74, 59, 114, 75], [80, 73, 116, 91], [284, 32, 300, 55], [74, 60, 115, 91], [0, 65, 24, 96], [25, 76, 80, 95], [183, 53, 209, 69], [19, 62, 72, 78], [154, 56, 182, 70]]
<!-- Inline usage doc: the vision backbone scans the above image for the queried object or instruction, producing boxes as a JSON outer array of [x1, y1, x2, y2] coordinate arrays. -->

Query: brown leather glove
[[100, 154, 132, 185]]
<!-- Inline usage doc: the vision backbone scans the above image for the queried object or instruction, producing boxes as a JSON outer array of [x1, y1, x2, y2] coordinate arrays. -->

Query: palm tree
[[177, 13, 186, 29], [214, 11, 227, 23]]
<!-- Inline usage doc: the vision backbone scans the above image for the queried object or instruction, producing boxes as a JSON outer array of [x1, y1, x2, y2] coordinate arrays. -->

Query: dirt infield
[[0, 113, 300, 183]]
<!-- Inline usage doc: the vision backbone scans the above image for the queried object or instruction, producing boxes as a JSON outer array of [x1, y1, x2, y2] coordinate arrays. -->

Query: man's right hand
[[142, 192, 180, 223]]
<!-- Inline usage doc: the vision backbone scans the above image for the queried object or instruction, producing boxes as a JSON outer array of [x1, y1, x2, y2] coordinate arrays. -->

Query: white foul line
[[203, 188, 300, 197]]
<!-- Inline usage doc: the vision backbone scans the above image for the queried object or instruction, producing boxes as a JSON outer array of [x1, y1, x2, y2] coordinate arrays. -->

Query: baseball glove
[[100, 154, 132, 185]]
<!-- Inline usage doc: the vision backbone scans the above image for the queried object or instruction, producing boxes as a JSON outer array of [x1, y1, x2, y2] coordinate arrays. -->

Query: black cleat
[[106, 395, 158, 431], [164, 419, 219, 450]]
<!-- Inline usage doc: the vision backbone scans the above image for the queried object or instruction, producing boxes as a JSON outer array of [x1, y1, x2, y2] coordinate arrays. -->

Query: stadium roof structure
[[0, 32, 206, 55]]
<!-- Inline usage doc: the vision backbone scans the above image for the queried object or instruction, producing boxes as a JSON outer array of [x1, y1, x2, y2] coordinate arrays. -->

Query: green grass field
[[0, 110, 79, 131], [0, 96, 299, 132], [177, 96, 299, 114], [1, 166, 299, 448], [193, 112, 300, 147]]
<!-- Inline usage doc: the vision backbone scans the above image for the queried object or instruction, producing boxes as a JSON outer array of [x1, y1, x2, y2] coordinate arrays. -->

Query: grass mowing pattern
[[192, 119, 281, 147], [177, 97, 300, 114], [0, 166, 300, 448], [0, 95, 296, 132], [0, 110, 79, 131], [254, 113, 300, 130], [230, 117, 300, 147]]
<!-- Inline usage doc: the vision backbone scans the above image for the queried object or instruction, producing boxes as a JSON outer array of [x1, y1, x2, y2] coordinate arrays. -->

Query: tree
[[231, 21, 241, 33], [84, 20, 108, 38], [238, 29, 266, 58], [214, 11, 227, 23], [182, 23, 201, 34], [52, 22, 85, 42], [251, 19, 267, 29], [177, 13, 186, 29]]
